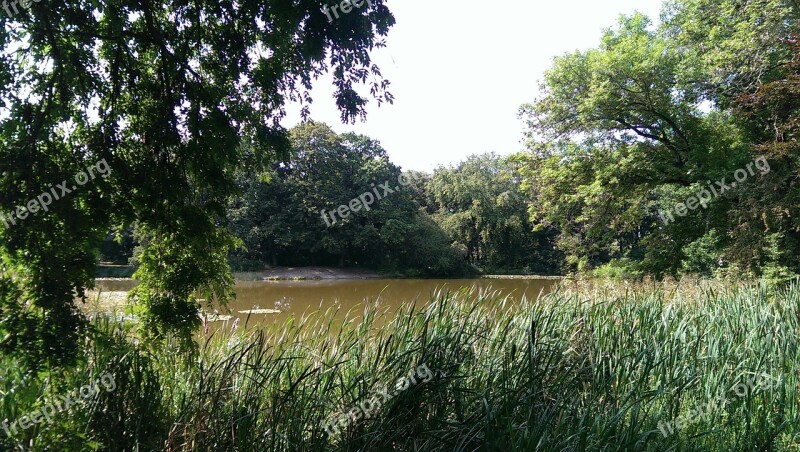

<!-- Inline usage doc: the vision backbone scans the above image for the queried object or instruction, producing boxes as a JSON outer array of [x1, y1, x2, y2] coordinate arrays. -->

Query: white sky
[[284, 0, 665, 172]]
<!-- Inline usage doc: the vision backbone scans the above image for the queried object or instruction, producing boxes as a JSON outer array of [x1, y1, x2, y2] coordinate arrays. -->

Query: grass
[[1, 279, 800, 450]]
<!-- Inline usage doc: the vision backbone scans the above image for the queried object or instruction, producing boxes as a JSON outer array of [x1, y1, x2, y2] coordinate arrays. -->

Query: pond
[[92, 277, 559, 327]]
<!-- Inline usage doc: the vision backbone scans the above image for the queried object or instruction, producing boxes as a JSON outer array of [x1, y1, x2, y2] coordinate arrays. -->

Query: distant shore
[[233, 266, 383, 281], [97, 264, 564, 282]]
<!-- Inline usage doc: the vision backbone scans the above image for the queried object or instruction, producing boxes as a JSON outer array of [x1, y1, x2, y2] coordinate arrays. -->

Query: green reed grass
[[1, 279, 800, 450]]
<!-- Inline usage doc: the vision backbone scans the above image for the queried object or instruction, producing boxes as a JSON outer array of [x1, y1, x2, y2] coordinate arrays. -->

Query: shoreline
[[233, 266, 384, 281], [96, 265, 565, 282]]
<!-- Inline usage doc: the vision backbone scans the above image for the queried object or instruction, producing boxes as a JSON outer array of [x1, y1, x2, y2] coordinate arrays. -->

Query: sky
[[283, 0, 665, 172]]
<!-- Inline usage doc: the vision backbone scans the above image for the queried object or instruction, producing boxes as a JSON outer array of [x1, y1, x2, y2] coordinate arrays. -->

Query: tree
[[227, 122, 470, 276], [0, 0, 395, 366], [426, 154, 561, 274], [664, 0, 799, 109], [518, 7, 799, 277], [732, 35, 800, 280]]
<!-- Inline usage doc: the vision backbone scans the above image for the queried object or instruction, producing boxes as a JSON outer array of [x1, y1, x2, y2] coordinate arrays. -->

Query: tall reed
[[1, 280, 799, 450]]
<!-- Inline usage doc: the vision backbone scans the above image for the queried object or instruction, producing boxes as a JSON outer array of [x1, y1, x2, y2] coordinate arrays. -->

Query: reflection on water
[[94, 278, 558, 327]]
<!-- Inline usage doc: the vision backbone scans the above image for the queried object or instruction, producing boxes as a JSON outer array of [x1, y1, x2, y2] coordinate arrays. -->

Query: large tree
[[519, 4, 800, 277], [0, 0, 395, 366], [426, 153, 561, 274], [519, 13, 730, 273], [228, 122, 469, 277], [732, 34, 800, 279]]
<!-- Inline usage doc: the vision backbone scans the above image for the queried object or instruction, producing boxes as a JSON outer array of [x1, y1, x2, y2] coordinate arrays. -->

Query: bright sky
[[284, 0, 665, 172]]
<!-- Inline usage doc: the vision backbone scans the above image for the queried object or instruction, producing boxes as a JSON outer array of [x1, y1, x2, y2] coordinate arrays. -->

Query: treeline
[[222, 123, 563, 277], [226, 122, 467, 277], [100, 124, 564, 277], [101, 0, 800, 283], [516, 0, 799, 282]]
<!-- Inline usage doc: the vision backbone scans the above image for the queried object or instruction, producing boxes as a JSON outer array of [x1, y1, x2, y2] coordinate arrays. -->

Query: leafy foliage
[[227, 122, 470, 277], [423, 154, 562, 274], [0, 0, 395, 366], [519, 4, 800, 278]]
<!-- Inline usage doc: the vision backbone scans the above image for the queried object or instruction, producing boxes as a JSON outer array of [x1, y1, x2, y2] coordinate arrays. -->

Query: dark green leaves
[[0, 0, 394, 366]]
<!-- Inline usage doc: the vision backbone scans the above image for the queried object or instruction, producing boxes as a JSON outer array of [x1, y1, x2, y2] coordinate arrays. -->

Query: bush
[[590, 258, 645, 280]]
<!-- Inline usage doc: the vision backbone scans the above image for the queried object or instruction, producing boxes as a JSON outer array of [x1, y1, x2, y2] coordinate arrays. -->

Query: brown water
[[94, 278, 558, 326]]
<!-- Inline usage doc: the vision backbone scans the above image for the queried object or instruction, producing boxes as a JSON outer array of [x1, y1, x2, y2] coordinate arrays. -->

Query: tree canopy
[[519, 1, 799, 278], [3, 0, 798, 369], [227, 122, 471, 277], [425, 153, 562, 274], [0, 0, 395, 366]]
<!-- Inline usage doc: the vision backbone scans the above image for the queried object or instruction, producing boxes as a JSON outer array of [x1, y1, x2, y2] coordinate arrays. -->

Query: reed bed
[[2, 279, 800, 451]]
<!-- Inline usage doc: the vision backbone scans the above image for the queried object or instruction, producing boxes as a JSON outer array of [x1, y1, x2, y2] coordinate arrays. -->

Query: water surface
[[94, 277, 558, 326]]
